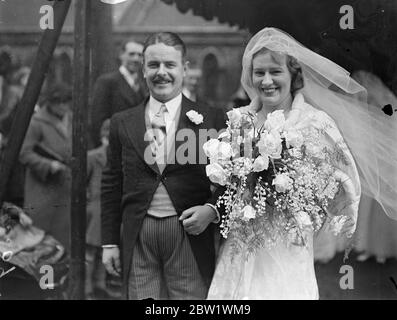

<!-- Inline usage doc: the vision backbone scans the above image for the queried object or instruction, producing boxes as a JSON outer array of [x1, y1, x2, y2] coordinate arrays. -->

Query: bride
[[207, 27, 397, 300]]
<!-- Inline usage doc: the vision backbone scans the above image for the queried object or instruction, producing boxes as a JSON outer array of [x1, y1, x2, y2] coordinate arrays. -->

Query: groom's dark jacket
[[101, 95, 226, 295]]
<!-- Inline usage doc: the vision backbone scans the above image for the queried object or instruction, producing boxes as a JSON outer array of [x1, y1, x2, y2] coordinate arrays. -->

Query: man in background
[[90, 39, 148, 147]]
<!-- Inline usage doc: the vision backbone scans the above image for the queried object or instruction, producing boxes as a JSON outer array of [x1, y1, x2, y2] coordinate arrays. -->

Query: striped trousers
[[128, 215, 208, 300]]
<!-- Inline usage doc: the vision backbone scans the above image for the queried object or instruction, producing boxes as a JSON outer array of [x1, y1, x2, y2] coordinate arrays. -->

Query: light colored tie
[[152, 103, 167, 148]]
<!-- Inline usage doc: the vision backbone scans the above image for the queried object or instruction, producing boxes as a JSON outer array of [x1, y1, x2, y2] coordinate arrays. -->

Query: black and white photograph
[[0, 0, 397, 304]]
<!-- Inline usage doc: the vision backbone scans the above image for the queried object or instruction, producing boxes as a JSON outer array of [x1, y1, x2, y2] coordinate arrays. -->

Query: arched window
[[201, 53, 220, 106]]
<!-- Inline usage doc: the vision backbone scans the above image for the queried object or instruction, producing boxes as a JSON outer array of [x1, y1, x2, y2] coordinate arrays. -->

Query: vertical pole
[[69, 0, 91, 300], [90, 0, 115, 84]]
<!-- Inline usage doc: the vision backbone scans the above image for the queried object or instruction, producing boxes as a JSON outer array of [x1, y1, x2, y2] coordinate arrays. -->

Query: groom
[[101, 32, 226, 299]]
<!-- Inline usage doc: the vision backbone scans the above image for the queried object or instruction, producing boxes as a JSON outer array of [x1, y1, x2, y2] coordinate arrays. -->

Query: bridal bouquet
[[204, 108, 347, 254]]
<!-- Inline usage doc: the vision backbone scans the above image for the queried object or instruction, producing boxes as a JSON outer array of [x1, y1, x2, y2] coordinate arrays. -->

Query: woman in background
[[19, 83, 72, 249]]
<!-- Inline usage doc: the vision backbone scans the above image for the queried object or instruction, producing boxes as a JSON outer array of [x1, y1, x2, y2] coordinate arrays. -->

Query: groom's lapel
[[164, 95, 201, 172], [175, 95, 200, 147], [121, 98, 160, 175], [178, 95, 197, 128]]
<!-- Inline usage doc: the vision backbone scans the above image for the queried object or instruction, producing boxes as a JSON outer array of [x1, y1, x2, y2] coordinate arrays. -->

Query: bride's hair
[[252, 48, 304, 95], [286, 56, 304, 94]]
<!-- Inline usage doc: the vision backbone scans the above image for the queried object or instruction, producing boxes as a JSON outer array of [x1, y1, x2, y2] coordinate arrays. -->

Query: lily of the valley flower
[[232, 157, 253, 177]]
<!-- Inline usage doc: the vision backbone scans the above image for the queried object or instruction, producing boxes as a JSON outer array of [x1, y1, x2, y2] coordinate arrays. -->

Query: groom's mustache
[[152, 75, 172, 83]]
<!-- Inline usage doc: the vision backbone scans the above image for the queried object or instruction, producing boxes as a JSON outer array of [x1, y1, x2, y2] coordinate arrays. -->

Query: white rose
[[252, 155, 269, 172], [186, 110, 204, 124], [203, 139, 233, 163], [242, 205, 256, 220], [305, 143, 325, 159], [294, 211, 312, 229], [218, 130, 231, 140], [217, 141, 233, 160], [272, 173, 292, 193], [284, 129, 304, 148], [265, 109, 285, 132], [203, 139, 220, 158], [206, 163, 228, 185], [257, 130, 282, 159], [227, 108, 243, 126]]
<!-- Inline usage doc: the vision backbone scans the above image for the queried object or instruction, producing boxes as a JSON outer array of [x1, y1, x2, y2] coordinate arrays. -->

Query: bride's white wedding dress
[[207, 94, 361, 300], [207, 232, 318, 299]]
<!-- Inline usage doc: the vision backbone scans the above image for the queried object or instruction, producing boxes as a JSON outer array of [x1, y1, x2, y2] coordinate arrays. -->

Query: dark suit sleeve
[[91, 76, 112, 147], [101, 114, 123, 245], [215, 106, 228, 132]]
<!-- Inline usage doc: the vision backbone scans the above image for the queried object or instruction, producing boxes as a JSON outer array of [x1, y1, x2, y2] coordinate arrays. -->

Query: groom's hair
[[143, 32, 187, 61]]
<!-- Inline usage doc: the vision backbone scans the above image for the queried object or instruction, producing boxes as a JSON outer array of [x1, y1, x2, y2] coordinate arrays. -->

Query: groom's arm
[[101, 114, 123, 247], [180, 106, 228, 234], [206, 185, 227, 224], [101, 115, 123, 276]]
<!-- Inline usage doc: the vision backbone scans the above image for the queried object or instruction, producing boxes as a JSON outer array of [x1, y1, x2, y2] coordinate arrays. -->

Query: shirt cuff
[[205, 203, 220, 224], [102, 244, 119, 249]]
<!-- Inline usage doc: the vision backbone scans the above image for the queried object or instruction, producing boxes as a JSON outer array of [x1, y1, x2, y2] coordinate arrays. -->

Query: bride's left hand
[[179, 205, 217, 235]]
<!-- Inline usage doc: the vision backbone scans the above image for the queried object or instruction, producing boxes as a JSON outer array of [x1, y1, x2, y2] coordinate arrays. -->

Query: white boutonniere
[[186, 110, 204, 125]]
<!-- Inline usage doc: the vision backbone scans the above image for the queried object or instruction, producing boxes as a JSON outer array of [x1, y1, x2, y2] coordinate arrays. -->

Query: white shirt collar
[[119, 65, 137, 88], [148, 93, 182, 120], [147, 94, 182, 133]]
